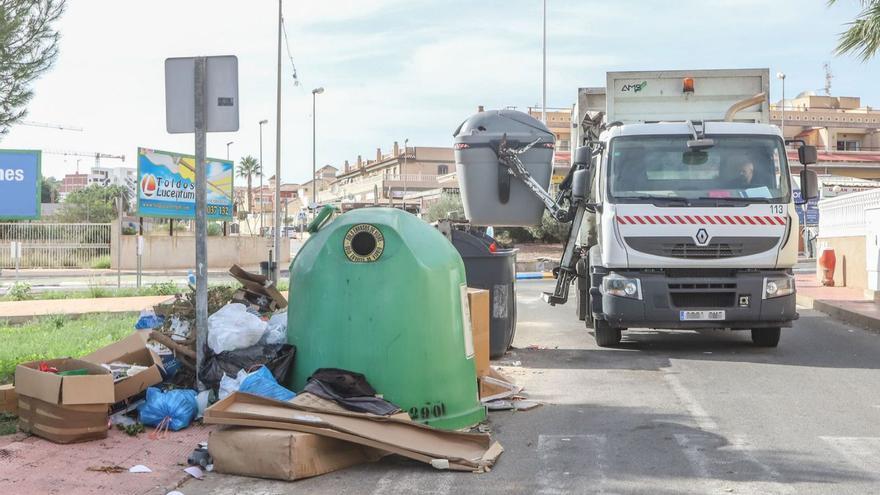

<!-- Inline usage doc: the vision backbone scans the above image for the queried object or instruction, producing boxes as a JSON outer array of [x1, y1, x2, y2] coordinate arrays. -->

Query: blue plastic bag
[[239, 366, 296, 402], [135, 311, 164, 330], [139, 387, 199, 431]]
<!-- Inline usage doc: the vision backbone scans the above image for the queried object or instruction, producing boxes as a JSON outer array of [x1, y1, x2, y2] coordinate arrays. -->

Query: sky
[[3, 0, 879, 184]]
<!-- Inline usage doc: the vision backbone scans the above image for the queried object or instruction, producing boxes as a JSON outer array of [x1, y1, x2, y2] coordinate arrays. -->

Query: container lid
[[453, 110, 554, 144], [451, 229, 514, 257]]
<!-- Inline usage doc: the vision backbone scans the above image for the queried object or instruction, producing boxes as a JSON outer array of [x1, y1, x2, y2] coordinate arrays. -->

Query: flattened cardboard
[[204, 393, 502, 472], [15, 358, 115, 405], [467, 288, 490, 377], [229, 264, 288, 309], [0, 384, 17, 415], [17, 396, 108, 444], [83, 332, 164, 403], [210, 427, 383, 480]]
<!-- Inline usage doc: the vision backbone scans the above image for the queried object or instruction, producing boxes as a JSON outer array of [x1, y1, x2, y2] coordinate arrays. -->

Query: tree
[[56, 184, 128, 223], [0, 0, 66, 134], [237, 155, 261, 212], [40, 176, 59, 203], [830, 0, 880, 61]]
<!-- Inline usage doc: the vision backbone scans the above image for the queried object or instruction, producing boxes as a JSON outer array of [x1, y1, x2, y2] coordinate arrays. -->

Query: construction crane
[[44, 150, 125, 169], [18, 120, 84, 132]]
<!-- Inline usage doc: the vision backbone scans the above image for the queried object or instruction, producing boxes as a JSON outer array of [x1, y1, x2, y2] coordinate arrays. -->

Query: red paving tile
[[0, 424, 214, 495], [795, 274, 869, 302]]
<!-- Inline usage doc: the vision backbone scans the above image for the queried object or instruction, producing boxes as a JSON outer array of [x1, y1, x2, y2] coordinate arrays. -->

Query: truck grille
[[625, 237, 778, 259], [670, 292, 736, 308]]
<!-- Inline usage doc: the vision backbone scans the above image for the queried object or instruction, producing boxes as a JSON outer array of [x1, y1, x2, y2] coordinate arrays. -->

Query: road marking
[[371, 470, 454, 495], [820, 436, 880, 481], [675, 433, 795, 494], [537, 434, 608, 494], [664, 372, 718, 430]]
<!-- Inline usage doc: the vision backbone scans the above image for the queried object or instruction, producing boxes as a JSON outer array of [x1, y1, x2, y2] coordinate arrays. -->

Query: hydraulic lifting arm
[[494, 136, 596, 306]]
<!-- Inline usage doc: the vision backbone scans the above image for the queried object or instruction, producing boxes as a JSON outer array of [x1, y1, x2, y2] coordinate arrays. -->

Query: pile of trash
[[5, 263, 526, 484]]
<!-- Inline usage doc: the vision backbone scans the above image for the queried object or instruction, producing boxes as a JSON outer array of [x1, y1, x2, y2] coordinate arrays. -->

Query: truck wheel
[[751, 327, 781, 347], [594, 320, 621, 347]]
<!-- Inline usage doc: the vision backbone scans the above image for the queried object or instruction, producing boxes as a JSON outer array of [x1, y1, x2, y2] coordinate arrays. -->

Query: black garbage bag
[[200, 343, 295, 391]]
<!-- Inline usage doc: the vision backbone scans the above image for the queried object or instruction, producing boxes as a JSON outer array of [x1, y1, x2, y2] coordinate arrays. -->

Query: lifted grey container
[[453, 110, 555, 227]]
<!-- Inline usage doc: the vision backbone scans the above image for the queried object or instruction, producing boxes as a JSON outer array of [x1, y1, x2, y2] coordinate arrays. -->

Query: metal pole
[[781, 77, 785, 142], [194, 56, 209, 391], [273, 0, 283, 283], [137, 217, 143, 289], [259, 120, 266, 235], [116, 196, 122, 289], [402, 138, 408, 212], [541, 0, 547, 124], [312, 91, 317, 219]]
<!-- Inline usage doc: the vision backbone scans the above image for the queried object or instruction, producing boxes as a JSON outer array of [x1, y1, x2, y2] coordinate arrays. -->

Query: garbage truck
[[454, 68, 820, 348]]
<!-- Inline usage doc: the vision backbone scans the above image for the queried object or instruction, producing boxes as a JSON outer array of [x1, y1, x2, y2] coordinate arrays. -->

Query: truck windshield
[[607, 135, 790, 203]]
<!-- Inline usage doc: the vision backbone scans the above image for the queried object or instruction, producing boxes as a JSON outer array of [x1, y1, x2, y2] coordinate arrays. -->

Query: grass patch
[[90, 255, 112, 269], [0, 313, 137, 383], [0, 282, 241, 302], [0, 412, 16, 436]]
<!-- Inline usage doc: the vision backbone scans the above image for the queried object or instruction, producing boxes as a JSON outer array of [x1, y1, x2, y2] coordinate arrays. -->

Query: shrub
[[7, 282, 32, 301], [423, 194, 465, 222], [147, 281, 180, 296], [526, 211, 571, 243]]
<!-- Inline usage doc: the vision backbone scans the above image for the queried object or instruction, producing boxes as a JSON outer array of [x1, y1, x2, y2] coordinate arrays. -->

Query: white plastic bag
[[218, 368, 249, 400], [207, 303, 268, 354], [264, 311, 288, 345]]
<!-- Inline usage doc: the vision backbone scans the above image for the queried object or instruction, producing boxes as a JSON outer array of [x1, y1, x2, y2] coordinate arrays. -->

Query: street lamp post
[[541, 0, 547, 124], [402, 138, 409, 212], [776, 72, 786, 143], [226, 141, 234, 160], [311, 87, 324, 219], [258, 119, 268, 234], [273, 0, 282, 283]]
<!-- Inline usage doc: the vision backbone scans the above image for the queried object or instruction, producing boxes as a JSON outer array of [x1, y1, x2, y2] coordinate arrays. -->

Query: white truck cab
[[572, 69, 819, 347]]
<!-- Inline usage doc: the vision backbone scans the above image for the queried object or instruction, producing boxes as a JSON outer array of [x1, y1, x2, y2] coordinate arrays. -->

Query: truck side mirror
[[800, 169, 819, 200], [573, 145, 591, 167], [798, 145, 817, 165]]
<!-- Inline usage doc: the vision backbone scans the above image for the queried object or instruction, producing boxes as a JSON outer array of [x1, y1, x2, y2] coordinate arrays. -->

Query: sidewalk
[[796, 272, 880, 331], [0, 295, 172, 323], [0, 424, 213, 495]]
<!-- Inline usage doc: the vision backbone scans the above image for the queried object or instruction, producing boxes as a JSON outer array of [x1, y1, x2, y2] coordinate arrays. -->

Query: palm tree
[[237, 155, 261, 212], [830, 0, 880, 61]]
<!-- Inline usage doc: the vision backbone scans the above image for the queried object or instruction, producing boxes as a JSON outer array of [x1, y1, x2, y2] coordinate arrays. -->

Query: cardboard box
[[210, 427, 382, 481], [17, 396, 109, 443], [15, 358, 115, 406], [467, 288, 490, 377], [479, 367, 522, 402], [83, 332, 164, 403], [0, 384, 17, 415]]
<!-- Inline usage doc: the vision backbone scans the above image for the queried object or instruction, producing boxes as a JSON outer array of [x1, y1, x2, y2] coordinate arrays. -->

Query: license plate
[[679, 310, 725, 321]]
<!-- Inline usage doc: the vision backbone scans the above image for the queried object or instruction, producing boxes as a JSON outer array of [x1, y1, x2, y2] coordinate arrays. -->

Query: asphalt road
[[181, 279, 880, 495]]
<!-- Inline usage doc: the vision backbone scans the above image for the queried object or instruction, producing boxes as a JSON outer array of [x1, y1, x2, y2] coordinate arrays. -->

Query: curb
[[811, 300, 880, 332]]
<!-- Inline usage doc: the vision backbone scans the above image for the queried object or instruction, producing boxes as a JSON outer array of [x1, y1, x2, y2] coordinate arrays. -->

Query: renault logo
[[695, 228, 710, 246]]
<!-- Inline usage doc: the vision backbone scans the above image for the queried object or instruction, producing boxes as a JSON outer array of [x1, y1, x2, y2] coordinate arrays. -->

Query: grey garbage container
[[453, 110, 555, 227], [451, 229, 517, 359]]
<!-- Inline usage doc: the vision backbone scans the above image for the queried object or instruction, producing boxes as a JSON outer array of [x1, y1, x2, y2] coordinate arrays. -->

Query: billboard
[[137, 147, 233, 220], [0, 149, 40, 220]]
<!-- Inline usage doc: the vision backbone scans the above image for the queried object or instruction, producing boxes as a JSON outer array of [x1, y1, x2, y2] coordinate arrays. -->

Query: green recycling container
[[287, 208, 486, 430]]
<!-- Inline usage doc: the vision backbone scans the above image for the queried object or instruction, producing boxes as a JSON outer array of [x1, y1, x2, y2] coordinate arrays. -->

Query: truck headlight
[[763, 275, 794, 299], [602, 272, 642, 300]]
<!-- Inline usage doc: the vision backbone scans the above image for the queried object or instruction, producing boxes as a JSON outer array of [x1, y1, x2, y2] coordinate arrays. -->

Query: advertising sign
[[0, 149, 40, 219], [792, 189, 819, 226], [137, 147, 233, 220]]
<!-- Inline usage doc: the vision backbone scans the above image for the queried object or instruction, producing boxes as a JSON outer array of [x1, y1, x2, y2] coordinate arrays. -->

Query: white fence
[[0, 223, 112, 269], [818, 189, 880, 238]]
